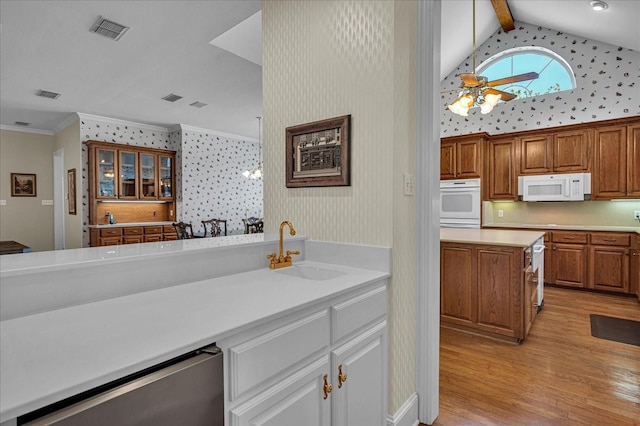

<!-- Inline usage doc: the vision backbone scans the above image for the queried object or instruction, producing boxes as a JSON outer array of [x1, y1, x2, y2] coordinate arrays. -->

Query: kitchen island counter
[[0, 239, 390, 423], [441, 228, 545, 247]]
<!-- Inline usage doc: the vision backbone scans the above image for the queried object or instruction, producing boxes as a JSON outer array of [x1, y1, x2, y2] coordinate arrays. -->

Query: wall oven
[[440, 178, 481, 228]]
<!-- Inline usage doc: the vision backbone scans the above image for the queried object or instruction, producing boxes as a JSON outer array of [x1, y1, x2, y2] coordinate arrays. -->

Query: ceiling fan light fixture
[[480, 93, 502, 114], [447, 93, 474, 116], [590, 1, 608, 11]]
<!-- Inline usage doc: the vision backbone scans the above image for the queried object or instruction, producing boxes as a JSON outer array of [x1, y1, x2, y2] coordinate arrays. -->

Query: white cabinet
[[220, 280, 387, 426]]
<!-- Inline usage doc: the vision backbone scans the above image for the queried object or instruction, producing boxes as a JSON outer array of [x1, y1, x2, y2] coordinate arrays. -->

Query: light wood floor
[[430, 286, 640, 426]]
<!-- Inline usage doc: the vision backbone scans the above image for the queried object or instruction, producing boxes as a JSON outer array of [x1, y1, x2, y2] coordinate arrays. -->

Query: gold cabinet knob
[[338, 364, 347, 388], [323, 374, 333, 399]]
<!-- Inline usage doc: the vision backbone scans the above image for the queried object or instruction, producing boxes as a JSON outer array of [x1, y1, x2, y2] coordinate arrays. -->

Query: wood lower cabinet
[[589, 246, 629, 293], [441, 242, 531, 342], [90, 225, 177, 246], [631, 235, 640, 301], [221, 282, 387, 426], [545, 231, 588, 288]]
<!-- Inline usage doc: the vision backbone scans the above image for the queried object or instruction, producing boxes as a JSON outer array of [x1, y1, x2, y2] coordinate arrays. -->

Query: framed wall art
[[285, 115, 351, 188], [67, 168, 77, 215], [11, 173, 37, 197]]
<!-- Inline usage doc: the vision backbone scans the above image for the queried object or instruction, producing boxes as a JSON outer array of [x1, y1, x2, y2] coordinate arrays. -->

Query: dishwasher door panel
[[23, 349, 223, 426]]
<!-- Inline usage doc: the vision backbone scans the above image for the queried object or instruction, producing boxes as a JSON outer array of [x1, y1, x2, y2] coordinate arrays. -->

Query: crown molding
[[178, 123, 259, 144], [0, 124, 53, 136], [76, 113, 171, 132], [52, 113, 80, 134]]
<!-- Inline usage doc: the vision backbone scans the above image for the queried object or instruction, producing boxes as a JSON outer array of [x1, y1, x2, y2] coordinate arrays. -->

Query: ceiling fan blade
[[484, 88, 516, 102], [486, 72, 539, 87], [459, 73, 480, 87]]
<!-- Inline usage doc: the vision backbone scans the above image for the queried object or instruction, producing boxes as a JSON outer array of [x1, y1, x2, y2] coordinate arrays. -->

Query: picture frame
[[67, 168, 77, 215], [11, 173, 37, 197], [285, 115, 351, 188]]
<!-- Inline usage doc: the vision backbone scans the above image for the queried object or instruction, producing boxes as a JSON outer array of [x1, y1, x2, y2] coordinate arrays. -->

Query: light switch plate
[[498, 209, 504, 218], [403, 173, 414, 196], [0, 200, 6, 206], [42, 200, 54, 205]]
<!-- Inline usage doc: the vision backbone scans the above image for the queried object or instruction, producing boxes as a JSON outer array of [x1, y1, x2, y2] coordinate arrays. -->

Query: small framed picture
[[11, 173, 37, 197], [285, 115, 351, 188], [67, 168, 77, 215]]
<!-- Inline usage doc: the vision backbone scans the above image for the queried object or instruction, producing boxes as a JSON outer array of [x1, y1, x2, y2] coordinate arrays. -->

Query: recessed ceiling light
[[162, 93, 183, 102], [90, 16, 129, 41], [590, 1, 608, 11], [189, 101, 208, 108], [36, 89, 61, 99]]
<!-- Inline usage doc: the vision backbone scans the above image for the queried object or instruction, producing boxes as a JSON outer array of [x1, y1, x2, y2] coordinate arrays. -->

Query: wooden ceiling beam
[[490, 0, 516, 32]]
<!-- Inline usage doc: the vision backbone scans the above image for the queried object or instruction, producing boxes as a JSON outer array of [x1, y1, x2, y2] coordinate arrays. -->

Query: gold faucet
[[267, 221, 301, 269]]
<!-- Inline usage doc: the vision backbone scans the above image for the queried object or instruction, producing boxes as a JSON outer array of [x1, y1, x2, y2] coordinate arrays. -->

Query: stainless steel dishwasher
[[19, 345, 223, 426]]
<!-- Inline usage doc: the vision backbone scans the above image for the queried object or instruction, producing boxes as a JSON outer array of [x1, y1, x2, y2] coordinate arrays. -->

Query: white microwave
[[518, 173, 591, 202]]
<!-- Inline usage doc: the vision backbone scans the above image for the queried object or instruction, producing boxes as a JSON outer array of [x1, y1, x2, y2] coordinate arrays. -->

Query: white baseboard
[[387, 392, 419, 426]]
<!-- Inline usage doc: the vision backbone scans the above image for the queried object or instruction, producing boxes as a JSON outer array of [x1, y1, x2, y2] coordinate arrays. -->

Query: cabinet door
[[551, 243, 588, 288], [520, 134, 552, 174], [159, 155, 174, 199], [487, 139, 517, 200], [139, 153, 158, 199], [593, 125, 627, 199], [589, 246, 629, 293], [475, 246, 522, 339], [331, 322, 386, 426], [95, 147, 118, 198], [100, 236, 121, 246], [228, 356, 331, 426], [118, 151, 138, 199], [524, 266, 538, 338], [627, 123, 640, 197], [440, 143, 456, 180], [440, 245, 476, 324], [456, 139, 482, 179], [631, 237, 640, 301], [553, 129, 590, 172]]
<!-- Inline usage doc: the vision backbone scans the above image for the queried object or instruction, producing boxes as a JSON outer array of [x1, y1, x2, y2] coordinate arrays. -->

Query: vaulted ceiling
[[1, 0, 638, 139]]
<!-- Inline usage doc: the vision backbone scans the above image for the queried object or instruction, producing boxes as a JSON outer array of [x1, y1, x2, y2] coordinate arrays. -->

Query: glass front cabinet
[[86, 141, 176, 226]]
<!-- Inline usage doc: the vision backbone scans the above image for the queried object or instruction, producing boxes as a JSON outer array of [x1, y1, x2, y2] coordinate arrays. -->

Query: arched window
[[477, 47, 575, 100]]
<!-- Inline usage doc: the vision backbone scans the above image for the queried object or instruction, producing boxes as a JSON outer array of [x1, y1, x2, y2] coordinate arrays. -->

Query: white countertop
[[483, 223, 640, 234], [441, 228, 545, 247], [0, 260, 389, 422]]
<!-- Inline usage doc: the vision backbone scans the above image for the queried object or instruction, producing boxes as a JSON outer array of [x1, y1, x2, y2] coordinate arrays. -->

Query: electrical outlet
[[634, 211, 640, 220], [498, 209, 504, 218], [0, 200, 6, 206]]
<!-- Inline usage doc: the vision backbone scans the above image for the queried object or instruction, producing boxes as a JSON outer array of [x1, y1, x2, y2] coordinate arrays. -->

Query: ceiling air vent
[[190, 101, 208, 108], [90, 16, 129, 41], [162, 93, 183, 102], [36, 89, 61, 99], [14, 121, 30, 126]]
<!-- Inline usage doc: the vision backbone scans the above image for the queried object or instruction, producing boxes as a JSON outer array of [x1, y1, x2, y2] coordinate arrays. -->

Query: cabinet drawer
[[227, 310, 329, 400], [144, 226, 162, 234], [590, 233, 630, 247], [331, 285, 387, 344], [552, 231, 587, 244], [123, 227, 143, 236], [100, 227, 123, 237], [163, 225, 176, 233]]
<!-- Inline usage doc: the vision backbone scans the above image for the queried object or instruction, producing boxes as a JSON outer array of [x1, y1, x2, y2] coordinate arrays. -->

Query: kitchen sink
[[275, 265, 346, 281]]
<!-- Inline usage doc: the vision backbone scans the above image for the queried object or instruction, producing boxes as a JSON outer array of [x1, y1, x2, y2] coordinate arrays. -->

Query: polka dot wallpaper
[[440, 21, 640, 137], [80, 117, 262, 246]]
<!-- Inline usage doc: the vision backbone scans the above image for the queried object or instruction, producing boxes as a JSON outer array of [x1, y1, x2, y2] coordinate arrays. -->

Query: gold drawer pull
[[338, 364, 347, 388], [323, 374, 333, 399]]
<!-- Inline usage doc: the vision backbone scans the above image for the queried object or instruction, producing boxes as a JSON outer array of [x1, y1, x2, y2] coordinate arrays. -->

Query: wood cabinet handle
[[602, 238, 617, 242], [323, 374, 332, 400], [562, 236, 576, 240], [338, 364, 347, 388]]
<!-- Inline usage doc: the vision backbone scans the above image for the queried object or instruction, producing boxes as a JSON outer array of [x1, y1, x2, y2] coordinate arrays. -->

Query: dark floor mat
[[590, 314, 640, 347]]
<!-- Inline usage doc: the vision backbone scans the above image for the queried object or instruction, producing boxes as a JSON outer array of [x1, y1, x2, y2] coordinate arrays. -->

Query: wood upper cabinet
[[519, 129, 590, 175], [592, 122, 640, 199], [440, 135, 483, 180], [486, 138, 517, 200], [627, 123, 640, 197]]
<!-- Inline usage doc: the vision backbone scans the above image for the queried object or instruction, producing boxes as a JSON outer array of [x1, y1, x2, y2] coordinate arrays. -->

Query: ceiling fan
[[446, 0, 539, 116]]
